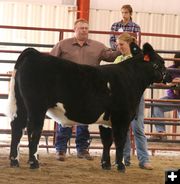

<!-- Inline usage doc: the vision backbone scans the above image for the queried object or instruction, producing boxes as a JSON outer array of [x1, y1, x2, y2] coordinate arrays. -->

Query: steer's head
[[142, 43, 172, 84], [129, 42, 172, 84]]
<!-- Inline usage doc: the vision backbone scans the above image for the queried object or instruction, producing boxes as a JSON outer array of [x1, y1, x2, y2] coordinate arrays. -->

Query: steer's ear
[[130, 42, 142, 56], [143, 43, 155, 62], [143, 42, 155, 55]]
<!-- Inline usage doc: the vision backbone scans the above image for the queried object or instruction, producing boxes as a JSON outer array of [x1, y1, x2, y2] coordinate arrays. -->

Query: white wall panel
[[0, 2, 76, 50], [2, 0, 180, 15], [89, 9, 180, 51], [90, 0, 180, 15], [1, 2, 179, 50]]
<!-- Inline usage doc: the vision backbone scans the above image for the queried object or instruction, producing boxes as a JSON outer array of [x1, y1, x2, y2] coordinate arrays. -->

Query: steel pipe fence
[[0, 25, 180, 155]]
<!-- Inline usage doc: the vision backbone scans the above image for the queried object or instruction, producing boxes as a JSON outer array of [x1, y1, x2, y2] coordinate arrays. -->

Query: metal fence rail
[[0, 25, 180, 155]]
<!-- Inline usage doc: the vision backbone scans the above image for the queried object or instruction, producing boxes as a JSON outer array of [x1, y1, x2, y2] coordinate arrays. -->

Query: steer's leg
[[9, 90, 27, 168], [99, 125, 113, 170], [27, 110, 45, 169], [111, 115, 130, 172], [10, 117, 26, 167], [111, 112, 130, 172]]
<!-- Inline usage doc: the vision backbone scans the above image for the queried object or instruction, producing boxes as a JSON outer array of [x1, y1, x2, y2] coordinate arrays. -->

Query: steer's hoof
[[10, 159, 19, 168], [101, 161, 111, 170], [117, 164, 126, 173], [29, 160, 39, 169]]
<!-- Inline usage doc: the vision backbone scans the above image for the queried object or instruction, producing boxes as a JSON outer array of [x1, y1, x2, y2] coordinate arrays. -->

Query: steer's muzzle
[[162, 70, 172, 84]]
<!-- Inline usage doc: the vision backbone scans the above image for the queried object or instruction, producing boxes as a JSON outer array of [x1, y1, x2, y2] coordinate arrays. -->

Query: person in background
[[152, 53, 180, 140], [114, 32, 153, 170], [110, 4, 140, 50], [50, 18, 121, 161]]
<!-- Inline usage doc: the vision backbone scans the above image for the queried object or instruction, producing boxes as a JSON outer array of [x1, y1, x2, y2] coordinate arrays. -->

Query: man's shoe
[[77, 150, 93, 160], [56, 151, 66, 161], [139, 163, 153, 170], [149, 134, 161, 140], [149, 131, 167, 141]]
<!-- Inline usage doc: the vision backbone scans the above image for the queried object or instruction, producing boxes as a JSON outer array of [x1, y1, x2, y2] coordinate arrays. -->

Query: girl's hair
[[117, 32, 137, 44], [121, 4, 133, 19]]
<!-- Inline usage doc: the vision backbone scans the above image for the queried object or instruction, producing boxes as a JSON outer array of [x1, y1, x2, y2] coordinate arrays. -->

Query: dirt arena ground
[[0, 147, 180, 184]]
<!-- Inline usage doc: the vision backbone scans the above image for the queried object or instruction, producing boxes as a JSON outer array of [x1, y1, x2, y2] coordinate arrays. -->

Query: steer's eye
[[153, 64, 159, 69]]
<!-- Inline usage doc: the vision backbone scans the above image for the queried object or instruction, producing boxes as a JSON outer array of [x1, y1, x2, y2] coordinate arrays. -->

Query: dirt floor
[[0, 148, 180, 184]]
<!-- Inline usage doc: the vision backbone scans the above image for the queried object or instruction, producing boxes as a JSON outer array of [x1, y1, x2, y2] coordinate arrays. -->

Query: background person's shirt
[[167, 65, 180, 99], [110, 20, 140, 50], [50, 37, 121, 66]]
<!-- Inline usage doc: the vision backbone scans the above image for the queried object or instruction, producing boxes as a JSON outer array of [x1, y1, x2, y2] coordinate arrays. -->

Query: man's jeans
[[55, 124, 90, 153], [123, 96, 150, 166], [153, 96, 180, 132]]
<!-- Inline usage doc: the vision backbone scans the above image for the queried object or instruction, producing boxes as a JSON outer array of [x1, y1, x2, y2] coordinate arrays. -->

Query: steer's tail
[[6, 70, 17, 120], [6, 48, 40, 120]]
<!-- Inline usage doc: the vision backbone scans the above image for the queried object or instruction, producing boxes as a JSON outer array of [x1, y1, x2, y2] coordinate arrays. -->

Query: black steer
[[7, 42, 171, 171]]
